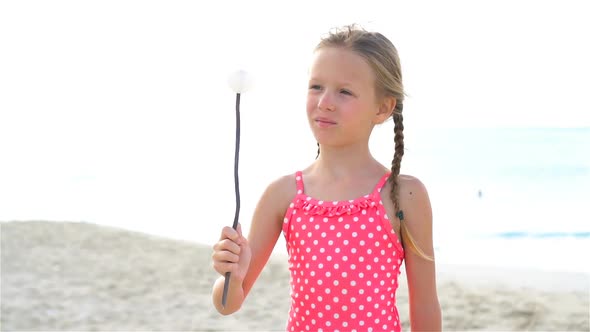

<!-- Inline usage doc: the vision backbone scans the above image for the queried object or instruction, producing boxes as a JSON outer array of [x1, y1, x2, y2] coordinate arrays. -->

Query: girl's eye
[[309, 84, 322, 90], [340, 89, 352, 96]]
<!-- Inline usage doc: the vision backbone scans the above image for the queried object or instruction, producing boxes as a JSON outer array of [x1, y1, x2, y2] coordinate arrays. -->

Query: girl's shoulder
[[256, 173, 299, 218], [381, 173, 432, 214]]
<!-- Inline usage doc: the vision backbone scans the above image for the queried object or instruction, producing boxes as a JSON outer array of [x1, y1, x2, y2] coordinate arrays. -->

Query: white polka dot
[[359, 272, 364, 278], [335, 248, 341, 253], [351, 313, 357, 319], [374, 257, 379, 263], [353, 217, 359, 222], [362, 209, 367, 215], [361, 224, 366, 230], [320, 247, 325, 253], [318, 263, 323, 268], [334, 263, 339, 269], [336, 232, 342, 238], [328, 240, 334, 246], [352, 232, 358, 238], [368, 233, 374, 238], [315, 224, 320, 230], [344, 224, 350, 230], [360, 240, 366, 246], [321, 232, 327, 238], [359, 256, 365, 262], [319, 201, 324, 205], [313, 240, 318, 245], [338, 217, 343, 222]]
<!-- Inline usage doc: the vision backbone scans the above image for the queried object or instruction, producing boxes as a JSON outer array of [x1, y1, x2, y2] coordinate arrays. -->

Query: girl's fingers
[[220, 226, 240, 242], [212, 249, 240, 264], [212, 261, 238, 275], [213, 239, 242, 255]]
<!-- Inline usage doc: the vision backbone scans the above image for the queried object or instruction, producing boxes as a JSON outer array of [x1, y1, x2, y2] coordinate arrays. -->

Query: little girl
[[211, 24, 441, 331]]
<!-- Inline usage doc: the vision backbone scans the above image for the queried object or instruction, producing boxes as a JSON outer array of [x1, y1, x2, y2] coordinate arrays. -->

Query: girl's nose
[[318, 91, 335, 112]]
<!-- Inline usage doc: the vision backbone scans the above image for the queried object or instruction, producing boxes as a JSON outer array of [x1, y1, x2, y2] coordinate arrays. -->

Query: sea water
[[408, 127, 590, 273]]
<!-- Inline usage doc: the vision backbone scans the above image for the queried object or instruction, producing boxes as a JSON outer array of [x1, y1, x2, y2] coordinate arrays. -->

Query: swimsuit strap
[[295, 171, 304, 193], [372, 172, 392, 197]]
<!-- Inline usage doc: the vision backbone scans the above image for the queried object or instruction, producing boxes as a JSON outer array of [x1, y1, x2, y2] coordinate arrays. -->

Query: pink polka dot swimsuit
[[282, 171, 405, 332]]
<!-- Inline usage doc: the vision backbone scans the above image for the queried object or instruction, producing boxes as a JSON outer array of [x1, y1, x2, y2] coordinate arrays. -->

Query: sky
[[1, 0, 589, 245]]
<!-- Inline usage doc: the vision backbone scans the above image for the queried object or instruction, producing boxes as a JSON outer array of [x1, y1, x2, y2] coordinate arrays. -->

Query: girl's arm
[[212, 175, 294, 314], [400, 175, 442, 331]]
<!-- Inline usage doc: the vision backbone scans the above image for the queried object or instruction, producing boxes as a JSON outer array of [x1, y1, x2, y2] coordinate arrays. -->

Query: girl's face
[[306, 47, 387, 147]]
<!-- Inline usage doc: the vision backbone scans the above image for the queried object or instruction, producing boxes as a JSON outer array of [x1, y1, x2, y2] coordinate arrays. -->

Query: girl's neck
[[312, 142, 384, 179]]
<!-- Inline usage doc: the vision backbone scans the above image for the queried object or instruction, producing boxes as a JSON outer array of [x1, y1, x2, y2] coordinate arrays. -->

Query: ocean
[[406, 127, 590, 273], [1, 127, 588, 273]]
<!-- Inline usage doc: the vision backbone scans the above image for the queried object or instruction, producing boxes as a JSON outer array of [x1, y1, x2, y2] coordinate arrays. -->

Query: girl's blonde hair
[[315, 24, 433, 261]]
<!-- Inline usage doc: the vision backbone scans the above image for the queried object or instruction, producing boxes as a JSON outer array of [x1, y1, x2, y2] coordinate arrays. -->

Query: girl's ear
[[374, 97, 396, 124]]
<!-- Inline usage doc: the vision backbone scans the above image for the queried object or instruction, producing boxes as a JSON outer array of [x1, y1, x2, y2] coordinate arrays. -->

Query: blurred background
[[1, 0, 589, 273]]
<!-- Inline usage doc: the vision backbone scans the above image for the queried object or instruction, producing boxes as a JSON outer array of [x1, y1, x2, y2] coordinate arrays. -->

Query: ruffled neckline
[[293, 193, 379, 217]]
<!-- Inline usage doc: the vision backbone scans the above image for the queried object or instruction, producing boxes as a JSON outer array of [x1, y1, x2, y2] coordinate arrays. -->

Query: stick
[[222, 92, 241, 308]]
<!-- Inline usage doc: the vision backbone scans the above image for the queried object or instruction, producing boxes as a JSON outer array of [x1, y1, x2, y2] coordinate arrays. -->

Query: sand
[[1, 221, 588, 331]]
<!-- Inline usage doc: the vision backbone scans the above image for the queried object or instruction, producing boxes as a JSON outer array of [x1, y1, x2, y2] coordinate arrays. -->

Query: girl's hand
[[212, 223, 252, 282]]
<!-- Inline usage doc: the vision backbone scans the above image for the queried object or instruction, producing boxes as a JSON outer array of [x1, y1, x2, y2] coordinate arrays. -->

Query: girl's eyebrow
[[308, 77, 356, 87]]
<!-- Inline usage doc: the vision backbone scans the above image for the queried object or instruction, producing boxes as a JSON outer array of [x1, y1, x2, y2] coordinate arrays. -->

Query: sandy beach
[[1, 221, 588, 331]]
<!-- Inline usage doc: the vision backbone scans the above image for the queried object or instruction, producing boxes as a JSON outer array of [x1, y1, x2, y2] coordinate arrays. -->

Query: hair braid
[[389, 105, 404, 219], [390, 104, 434, 260]]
